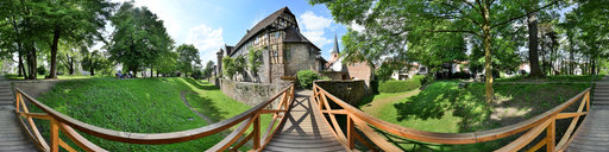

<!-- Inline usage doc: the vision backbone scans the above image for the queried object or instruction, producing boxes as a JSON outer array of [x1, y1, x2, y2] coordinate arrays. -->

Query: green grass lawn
[[4, 74, 106, 80], [496, 74, 605, 82], [359, 81, 590, 151], [32, 77, 271, 151]]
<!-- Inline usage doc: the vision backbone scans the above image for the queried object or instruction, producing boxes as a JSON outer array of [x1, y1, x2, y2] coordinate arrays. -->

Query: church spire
[[331, 33, 339, 54]]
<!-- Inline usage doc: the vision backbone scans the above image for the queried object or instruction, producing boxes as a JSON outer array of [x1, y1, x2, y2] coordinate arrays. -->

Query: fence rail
[[312, 82, 590, 152], [14, 84, 295, 152]]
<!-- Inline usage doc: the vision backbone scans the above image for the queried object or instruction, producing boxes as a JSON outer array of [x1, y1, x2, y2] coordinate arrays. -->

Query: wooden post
[[50, 120, 60, 152], [546, 118, 555, 152], [15, 92, 20, 113], [253, 115, 260, 150], [347, 114, 354, 149], [586, 91, 590, 112]]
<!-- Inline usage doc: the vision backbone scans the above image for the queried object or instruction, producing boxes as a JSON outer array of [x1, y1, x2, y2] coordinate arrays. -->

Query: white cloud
[[186, 24, 224, 64], [299, 11, 333, 48]]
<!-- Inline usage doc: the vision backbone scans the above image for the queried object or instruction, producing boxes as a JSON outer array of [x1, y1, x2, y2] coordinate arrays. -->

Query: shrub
[[297, 70, 320, 89], [378, 76, 424, 93], [451, 72, 471, 79], [191, 70, 203, 79], [37, 66, 46, 75]]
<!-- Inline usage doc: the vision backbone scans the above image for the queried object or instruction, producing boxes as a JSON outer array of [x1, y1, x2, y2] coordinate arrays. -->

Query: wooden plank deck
[[263, 91, 346, 152], [0, 77, 38, 152], [567, 81, 609, 152]]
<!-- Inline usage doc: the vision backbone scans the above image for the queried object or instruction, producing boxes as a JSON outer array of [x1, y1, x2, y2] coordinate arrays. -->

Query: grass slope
[[496, 75, 605, 82], [360, 81, 590, 151], [34, 77, 261, 151], [5, 74, 104, 80]]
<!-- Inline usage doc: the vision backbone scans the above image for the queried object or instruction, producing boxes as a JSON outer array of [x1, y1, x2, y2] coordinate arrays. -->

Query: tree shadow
[[183, 78, 219, 90], [175, 79, 227, 122], [389, 82, 589, 151]]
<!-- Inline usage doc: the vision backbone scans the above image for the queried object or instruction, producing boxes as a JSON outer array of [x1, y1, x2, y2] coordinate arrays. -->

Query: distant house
[[323, 34, 350, 80], [391, 63, 428, 80], [322, 34, 373, 85], [217, 7, 324, 83]]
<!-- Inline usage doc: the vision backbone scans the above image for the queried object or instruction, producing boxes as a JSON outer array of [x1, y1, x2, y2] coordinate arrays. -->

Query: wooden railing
[[14, 84, 295, 152], [312, 82, 591, 152]]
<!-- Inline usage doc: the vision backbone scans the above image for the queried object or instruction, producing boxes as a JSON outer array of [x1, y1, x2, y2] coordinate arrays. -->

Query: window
[[284, 45, 291, 63]]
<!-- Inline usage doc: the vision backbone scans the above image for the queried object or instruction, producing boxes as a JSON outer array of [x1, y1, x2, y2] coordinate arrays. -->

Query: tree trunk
[[482, 2, 494, 103], [18, 50, 25, 77], [129, 65, 138, 78], [591, 57, 597, 75], [68, 55, 74, 75], [569, 47, 574, 75], [48, 26, 60, 79], [150, 64, 153, 78], [26, 46, 37, 80], [527, 12, 544, 78]]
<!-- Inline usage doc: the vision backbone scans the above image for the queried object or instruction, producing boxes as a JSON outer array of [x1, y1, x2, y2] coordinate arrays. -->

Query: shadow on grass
[[386, 82, 589, 151], [183, 78, 219, 90], [177, 79, 227, 122]]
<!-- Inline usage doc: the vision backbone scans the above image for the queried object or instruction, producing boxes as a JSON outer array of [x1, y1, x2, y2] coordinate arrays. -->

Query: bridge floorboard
[[0, 77, 38, 152], [263, 90, 347, 152], [568, 82, 609, 152]]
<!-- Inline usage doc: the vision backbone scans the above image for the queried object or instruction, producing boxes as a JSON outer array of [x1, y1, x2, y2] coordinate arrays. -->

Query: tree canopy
[[108, 2, 174, 77], [312, 0, 569, 102]]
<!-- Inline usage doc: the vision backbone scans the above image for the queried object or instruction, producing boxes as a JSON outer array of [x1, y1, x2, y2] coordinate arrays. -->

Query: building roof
[[224, 45, 234, 55], [230, 7, 294, 56], [229, 7, 321, 57]]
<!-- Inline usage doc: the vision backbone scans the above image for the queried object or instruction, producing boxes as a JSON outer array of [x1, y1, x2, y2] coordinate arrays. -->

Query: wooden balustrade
[[312, 82, 591, 152], [13, 84, 295, 152]]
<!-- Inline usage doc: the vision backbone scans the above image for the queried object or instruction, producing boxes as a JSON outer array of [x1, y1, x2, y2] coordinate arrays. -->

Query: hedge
[[378, 75, 424, 93], [297, 70, 320, 89]]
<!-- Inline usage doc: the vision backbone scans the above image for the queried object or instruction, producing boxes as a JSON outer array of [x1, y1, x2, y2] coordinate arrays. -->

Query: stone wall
[[285, 43, 319, 76], [314, 80, 372, 106], [220, 79, 291, 106]]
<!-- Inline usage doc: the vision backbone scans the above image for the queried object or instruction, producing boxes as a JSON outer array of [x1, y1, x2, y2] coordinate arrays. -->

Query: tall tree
[[40, 0, 113, 78], [312, 0, 559, 103], [155, 50, 178, 77], [203, 61, 215, 80], [108, 2, 173, 77], [81, 50, 109, 76], [176, 44, 200, 77]]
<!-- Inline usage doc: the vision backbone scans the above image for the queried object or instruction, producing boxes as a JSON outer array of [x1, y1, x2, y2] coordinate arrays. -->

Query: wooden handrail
[[14, 83, 295, 152], [312, 82, 591, 151]]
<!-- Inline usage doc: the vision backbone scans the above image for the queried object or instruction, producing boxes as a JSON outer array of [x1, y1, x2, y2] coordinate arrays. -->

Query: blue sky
[[111, 0, 352, 64]]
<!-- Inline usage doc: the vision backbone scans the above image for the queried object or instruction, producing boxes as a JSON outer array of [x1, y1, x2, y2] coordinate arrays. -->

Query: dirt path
[[180, 91, 215, 124], [361, 89, 420, 112]]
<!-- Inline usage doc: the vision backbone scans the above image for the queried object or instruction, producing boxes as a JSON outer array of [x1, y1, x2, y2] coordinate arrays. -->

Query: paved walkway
[[0, 76, 38, 152], [568, 77, 609, 152], [263, 90, 346, 152]]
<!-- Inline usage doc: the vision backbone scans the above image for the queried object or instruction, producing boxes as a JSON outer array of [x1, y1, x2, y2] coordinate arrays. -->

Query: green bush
[[378, 75, 425, 93], [37, 66, 46, 75], [297, 70, 320, 88]]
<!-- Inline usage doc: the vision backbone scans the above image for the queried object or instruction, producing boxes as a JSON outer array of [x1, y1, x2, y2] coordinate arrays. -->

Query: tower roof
[[331, 33, 339, 54]]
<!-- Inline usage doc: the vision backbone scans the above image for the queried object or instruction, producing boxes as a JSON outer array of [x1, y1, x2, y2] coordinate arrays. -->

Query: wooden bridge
[[1, 76, 608, 152]]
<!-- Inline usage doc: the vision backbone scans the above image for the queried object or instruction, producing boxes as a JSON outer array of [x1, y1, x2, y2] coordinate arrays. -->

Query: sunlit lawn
[[359, 81, 590, 151], [4, 74, 107, 80], [33, 77, 271, 151]]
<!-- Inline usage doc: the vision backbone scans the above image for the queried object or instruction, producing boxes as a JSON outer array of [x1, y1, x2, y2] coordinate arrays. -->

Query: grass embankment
[[360, 80, 590, 151], [4, 74, 106, 80], [496, 74, 605, 82], [34, 77, 268, 151]]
